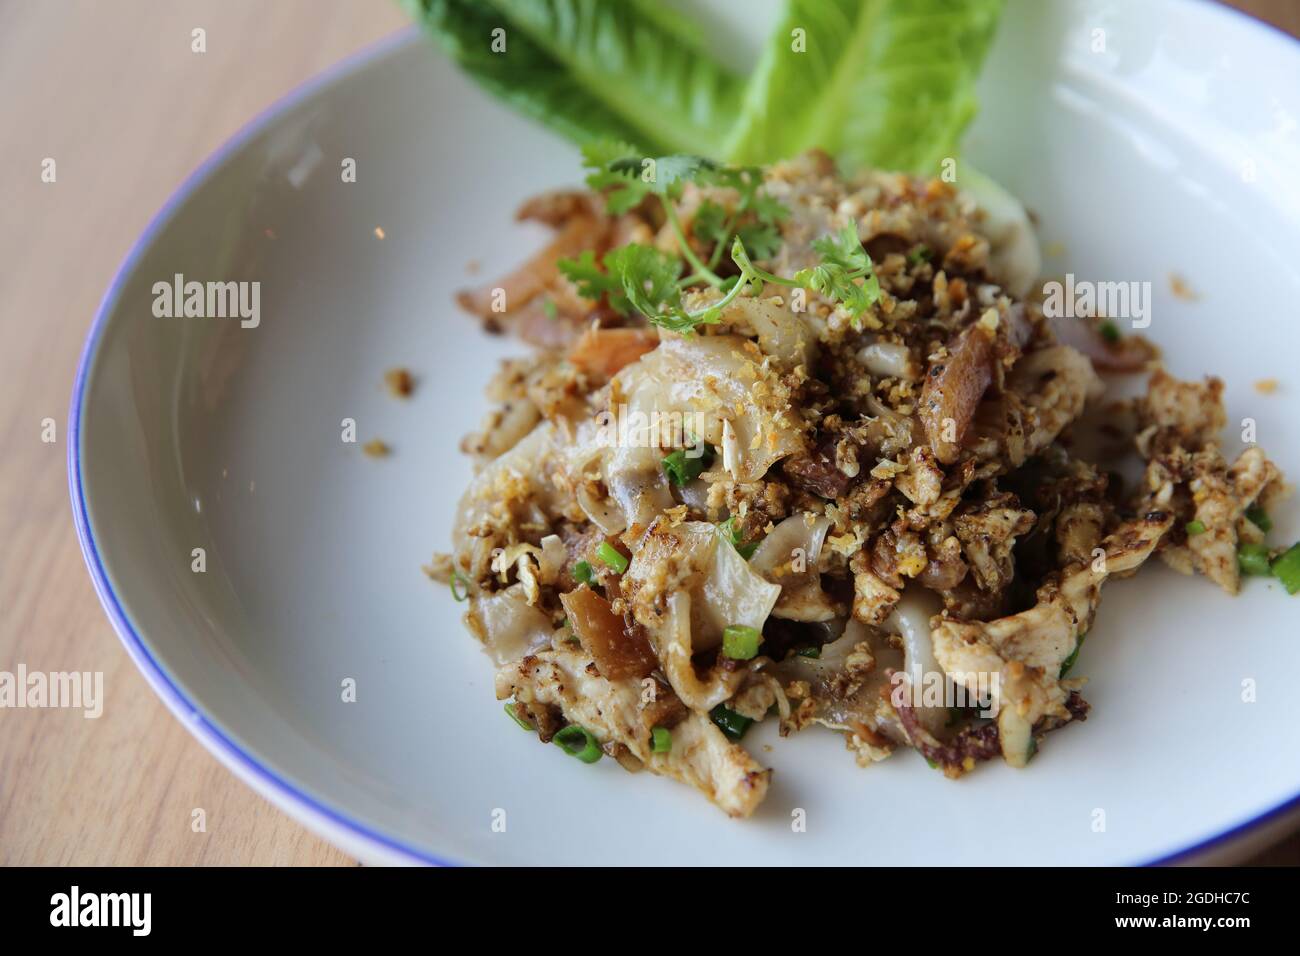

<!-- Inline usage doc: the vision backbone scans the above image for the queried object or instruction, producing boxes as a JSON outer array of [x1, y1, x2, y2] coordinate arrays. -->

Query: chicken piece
[[515, 189, 598, 227], [938, 511, 1173, 678], [1131, 370, 1286, 593], [496, 644, 770, 817], [457, 215, 603, 325], [932, 511, 1173, 764], [851, 556, 901, 625], [566, 326, 660, 381], [1055, 501, 1107, 566], [1009, 346, 1102, 461], [774, 621, 906, 752], [968, 345, 1100, 467], [1136, 369, 1226, 453], [728, 674, 785, 722], [952, 494, 1036, 592], [1186, 447, 1282, 593], [895, 446, 945, 507]]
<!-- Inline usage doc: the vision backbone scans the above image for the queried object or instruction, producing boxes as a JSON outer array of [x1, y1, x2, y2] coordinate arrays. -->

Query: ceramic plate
[[72, 0, 1300, 865]]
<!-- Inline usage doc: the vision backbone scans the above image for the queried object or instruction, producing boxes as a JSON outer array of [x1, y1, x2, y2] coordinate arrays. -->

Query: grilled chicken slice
[[952, 494, 1036, 592], [969, 345, 1101, 468], [496, 643, 771, 817], [1136, 369, 1226, 453], [1132, 371, 1286, 593], [932, 510, 1173, 764], [1184, 447, 1282, 593]]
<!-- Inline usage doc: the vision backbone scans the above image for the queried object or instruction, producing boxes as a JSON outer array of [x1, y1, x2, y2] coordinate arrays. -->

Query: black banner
[[0, 865, 1285, 938]]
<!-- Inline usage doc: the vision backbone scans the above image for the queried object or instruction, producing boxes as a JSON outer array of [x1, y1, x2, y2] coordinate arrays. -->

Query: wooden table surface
[[1, 0, 1297, 866]]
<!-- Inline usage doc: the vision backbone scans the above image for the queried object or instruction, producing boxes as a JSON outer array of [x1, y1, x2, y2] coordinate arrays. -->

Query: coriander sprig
[[558, 145, 881, 334]]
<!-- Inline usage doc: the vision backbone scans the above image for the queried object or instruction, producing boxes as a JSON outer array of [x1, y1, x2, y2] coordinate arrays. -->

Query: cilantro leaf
[[569, 145, 795, 330], [580, 140, 639, 170], [734, 219, 782, 261], [558, 249, 617, 298], [608, 153, 716, 198], [557, 249, 629, 313], [604, 247, 747, 334], [604, 243, 682, 316], [810, 224, 870, 274], [692, 200, 731, 249], [792, 225, 881, 327], [690, 167, 789, 267], [582, 147, 718, 210]]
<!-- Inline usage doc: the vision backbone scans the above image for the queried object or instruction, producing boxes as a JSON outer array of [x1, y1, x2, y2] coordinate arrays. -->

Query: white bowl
[[72, 0, 1300, 865]]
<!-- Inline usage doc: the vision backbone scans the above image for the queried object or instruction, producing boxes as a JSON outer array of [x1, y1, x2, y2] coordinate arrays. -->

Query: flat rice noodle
[[626, 522, 781, 709], [614, 335, 804, 485], [466, 585, 553, 666], [750, 514, 836, 622], [885, 588, 948, 735], [719, 295, 816, 370], [453, 423, 566, 544]]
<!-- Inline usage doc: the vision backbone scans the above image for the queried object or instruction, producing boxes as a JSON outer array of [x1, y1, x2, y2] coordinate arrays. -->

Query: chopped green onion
[[717, 516, 760, 560], [1246, 505, 1272, 532], [542, 297, 558, 320], [722, 624, 762, 660], [450, 568, 470, 602], [925, 757, 939, 770], [1185, 519, 1207, 537], [795, 645, 821, 659], [504, 702, 533, 731], [573, 559, 594, 586], [661, 444, 713, 486], [553, 725, 603, 763], [908, 245, 932, 265], [1099, 320, 1121, 343], [651, 726, 672, 754], [1271, 543, 1300, 595], [1238, 543, 1272, 577], [596, 541, 629, 574], [1059, 632, 1087, 678], [709, 704, 753, 741]]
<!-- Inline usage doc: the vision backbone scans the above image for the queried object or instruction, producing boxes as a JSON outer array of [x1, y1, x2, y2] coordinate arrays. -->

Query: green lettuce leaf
[[724, 0, 1005, 174], [403, 0, 654, 150], [406, 0, 744, 156]]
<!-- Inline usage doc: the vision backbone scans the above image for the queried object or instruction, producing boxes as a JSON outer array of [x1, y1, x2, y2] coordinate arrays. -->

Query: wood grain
[[0, 0, 406, 866], [0, 0, 1295, 866]]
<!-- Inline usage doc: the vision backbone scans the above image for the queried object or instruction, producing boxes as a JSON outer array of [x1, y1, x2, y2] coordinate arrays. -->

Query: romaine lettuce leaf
[[406, 0, 744, 157], [404, 0, 656, 151], [724, 0, 1005, 175]]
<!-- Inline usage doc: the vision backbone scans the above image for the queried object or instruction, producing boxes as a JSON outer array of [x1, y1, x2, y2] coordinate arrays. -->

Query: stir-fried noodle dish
[[427, 149, 1290, 817]]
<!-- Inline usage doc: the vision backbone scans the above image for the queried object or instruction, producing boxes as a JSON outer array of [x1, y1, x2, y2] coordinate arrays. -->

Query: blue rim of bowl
[[68, 24, 451, 867], [68, 5, 1300, 868]]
